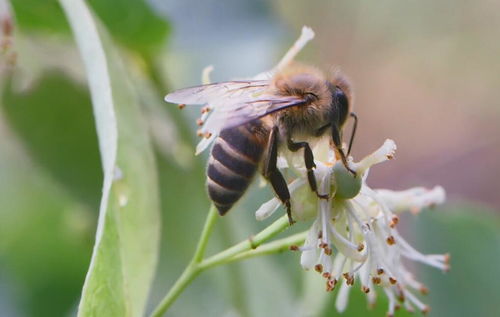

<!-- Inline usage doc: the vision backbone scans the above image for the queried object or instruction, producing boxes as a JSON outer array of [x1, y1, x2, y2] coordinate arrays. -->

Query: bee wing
[[221, 96, 307, 128], [194, 95, 306, 155], [166, 80, 309, 154], [165, 80, 270, 105]]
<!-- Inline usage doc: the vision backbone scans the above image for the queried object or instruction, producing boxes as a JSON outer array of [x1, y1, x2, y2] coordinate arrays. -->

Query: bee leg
[[264, 126, 294, 225], [347, 112, 358, 156], [332, 123, 356, 176], [287, 140, 329, 200]]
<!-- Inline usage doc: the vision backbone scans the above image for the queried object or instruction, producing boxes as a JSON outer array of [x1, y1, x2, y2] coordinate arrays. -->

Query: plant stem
[[199, 215, 290, 270], [226, 231, 307, 263], [193, 205, 218, 262], [150, 213, 294, 317], [150, 205, 217, 317]]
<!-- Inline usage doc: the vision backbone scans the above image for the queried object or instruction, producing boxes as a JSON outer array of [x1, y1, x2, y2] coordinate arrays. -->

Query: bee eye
[[334, 87, 349, 126]]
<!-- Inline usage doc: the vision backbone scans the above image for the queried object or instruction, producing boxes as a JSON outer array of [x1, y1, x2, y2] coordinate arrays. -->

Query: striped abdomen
[[207, 121, 269, 215]]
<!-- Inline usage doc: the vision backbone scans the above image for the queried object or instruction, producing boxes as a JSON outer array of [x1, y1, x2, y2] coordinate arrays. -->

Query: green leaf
[[88, 0, 169, 56], [10, 0, 71, 34], [2, 71, 102, 210], [58, 0, 161, 316], [10, 0, 169, 57], [413, 204, 500, 317], [0, 133, 94, 317]]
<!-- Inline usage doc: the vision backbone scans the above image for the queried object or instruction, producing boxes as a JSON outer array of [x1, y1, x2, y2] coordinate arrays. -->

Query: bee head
[[334, 87, 349, 127], [329, 71, 353, 127]]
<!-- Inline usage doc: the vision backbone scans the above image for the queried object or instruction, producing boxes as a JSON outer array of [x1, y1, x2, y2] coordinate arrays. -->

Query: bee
[[165, 63, 357, 225]]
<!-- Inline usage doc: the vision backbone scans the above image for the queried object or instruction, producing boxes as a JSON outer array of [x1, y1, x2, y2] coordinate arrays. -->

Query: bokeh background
[[1, 0, 499, 316]]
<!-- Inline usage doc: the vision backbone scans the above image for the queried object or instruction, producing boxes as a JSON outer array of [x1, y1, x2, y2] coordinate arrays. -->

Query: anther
[[326, 279, 336, 292], [422, 306, 431, 315], [389, 216, 399, 228], [197, 130, 203, 137], [196, 118, 204, 126], [324, 247, 333, 255], [201, 106, 211, 113], [389, 277, 397, 285], [289, 245, 299, 251], [322, 272, 331, 279], [314, 264, 323, 273], [377, 268, 385, 275], [357, 243, 365, 252], [343, 273, 354, 285], [362, 286, 370, 293], [204, 132, 212, 139], [386, 235, 396, 245], [372, 277, 381, 285], [178, 103, 186, 109], [420, 286, 429, 295]]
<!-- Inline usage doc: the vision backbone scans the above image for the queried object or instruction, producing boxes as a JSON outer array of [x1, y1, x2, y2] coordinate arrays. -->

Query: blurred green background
[[1, 0, 499, 316]]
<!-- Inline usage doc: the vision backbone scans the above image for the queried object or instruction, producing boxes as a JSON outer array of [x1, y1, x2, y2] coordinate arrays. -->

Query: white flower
[[255, 140, 449, 316], [184, 26, 449, 315]]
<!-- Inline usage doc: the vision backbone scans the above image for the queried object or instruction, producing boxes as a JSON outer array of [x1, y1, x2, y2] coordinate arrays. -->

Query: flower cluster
[[191, 26, 449, 315], [256, 139, 448, 316]]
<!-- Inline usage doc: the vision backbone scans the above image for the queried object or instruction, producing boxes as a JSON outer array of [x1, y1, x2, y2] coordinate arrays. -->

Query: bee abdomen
[[207, 124, 267, 215]]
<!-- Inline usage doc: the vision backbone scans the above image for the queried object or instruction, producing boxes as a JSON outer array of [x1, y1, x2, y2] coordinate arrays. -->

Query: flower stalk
[[151, 207, 303, 317]]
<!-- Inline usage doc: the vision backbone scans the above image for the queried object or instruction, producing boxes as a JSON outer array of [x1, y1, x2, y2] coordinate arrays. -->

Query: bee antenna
[[347, 112, 358, 156]]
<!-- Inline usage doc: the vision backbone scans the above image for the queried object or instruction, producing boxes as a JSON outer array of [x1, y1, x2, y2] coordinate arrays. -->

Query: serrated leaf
[[58, 0, 161, 316]]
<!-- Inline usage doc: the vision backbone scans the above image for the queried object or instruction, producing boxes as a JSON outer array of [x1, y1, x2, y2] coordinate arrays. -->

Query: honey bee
[[165, 63, 357, 225]]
